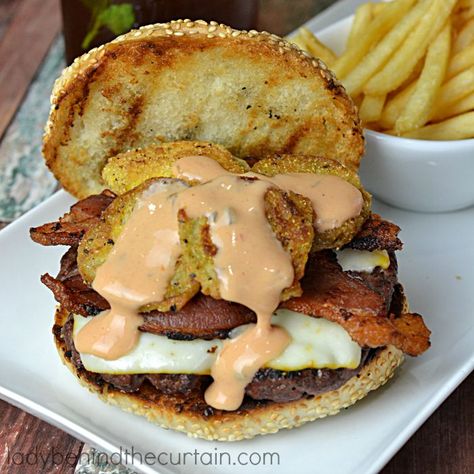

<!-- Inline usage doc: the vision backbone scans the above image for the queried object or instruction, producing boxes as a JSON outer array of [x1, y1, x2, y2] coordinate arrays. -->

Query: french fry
[[352, 94, 364, 109], [298, 27, 338, 66], [431, 91, 474, 122], [395, 22, 451, 134], [397, 57, 425, 90], [289, 31, 307, 51], [447, 42, 474, 78], [364, 0, 457, 95], [372, 3, 388, 15], [359, 94, 386, 123], [305, 0, 474, 139], [346, 3, 373, 47], [456, 0, 474, 7], [343, 0, 431, 96], [457, 5, 474, 25], [332, 0, 416, 79], [379, 81, 417, 130], [401, 111, 474, 140], [453, 18, 474, 53], [431, 65, 474, 115]]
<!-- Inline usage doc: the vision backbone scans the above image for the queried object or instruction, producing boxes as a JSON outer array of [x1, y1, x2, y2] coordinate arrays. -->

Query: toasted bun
[[44, 19, 363, 198], [54, 298, 407, 441]]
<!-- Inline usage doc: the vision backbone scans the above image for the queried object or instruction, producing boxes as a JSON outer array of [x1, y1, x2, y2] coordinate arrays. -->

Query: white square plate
[[1, 189, 473, 474]]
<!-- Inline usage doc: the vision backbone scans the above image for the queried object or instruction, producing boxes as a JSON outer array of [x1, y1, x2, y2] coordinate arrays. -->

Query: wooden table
[[0, 1, 472, 473]]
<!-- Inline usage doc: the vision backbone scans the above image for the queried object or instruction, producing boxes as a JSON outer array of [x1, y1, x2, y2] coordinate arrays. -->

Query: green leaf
[[81, 15, 102, 50], [81, 2, 135, 50], [98, 4, 136, 36], [81, 0, 110, 50]]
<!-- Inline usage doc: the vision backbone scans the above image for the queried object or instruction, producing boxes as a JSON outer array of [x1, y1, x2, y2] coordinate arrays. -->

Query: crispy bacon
[[30, 191, 115, 246], [41, 247, 108, 316], [282, 252, 430, 356], [346, 213, 402, 252]]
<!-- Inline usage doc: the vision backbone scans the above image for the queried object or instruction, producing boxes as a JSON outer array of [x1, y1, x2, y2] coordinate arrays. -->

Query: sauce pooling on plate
[[75, 155, 363, 410]]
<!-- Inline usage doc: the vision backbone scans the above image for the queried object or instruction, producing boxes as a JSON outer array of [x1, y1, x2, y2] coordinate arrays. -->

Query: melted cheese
[[336, 249, 390, 273], [74, 309, 361, 375]]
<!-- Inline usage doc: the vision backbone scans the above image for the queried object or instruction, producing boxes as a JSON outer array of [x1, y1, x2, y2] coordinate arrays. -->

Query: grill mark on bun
[[43, 20, 363, 198]]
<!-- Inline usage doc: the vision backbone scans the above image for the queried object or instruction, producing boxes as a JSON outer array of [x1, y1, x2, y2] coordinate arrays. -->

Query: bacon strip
[[141, 295, 256, 339], [345, 213, 402, 251], [41, 247, 108, 316], [282, 252, 430, 356], [30, 191, 115, 246]]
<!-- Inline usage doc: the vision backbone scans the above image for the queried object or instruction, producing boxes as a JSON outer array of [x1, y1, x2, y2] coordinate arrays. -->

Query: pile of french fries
[[291, 0, 474, 140]]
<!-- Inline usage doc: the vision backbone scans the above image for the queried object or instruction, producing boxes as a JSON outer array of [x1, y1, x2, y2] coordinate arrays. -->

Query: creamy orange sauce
[[75, 180, 188, 360], [179, 176, 293, 410], [172, 155, 228, 182], [76, 154, 364, 411], [173, 155, 363, 232], [266, 173, 363, 232], [205, 323, 289, 410]]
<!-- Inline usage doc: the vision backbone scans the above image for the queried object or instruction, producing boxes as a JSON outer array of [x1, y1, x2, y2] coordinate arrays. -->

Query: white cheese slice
[[74, 309, 361, 375], [336, 248, 390, 273]]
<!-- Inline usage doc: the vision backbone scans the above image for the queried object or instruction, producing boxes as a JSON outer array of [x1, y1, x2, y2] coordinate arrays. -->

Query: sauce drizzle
[[75, 180, 187, 360], [172, 155, 363, 232]]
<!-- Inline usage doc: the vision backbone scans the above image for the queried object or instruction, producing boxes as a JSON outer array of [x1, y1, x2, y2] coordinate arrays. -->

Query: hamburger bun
[[53, 299, 406, 441], [44, 20, 363, 198]]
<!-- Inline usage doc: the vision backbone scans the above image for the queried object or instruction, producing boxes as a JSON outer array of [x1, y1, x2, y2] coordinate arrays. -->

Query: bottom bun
[[54, 305, 405, 441]]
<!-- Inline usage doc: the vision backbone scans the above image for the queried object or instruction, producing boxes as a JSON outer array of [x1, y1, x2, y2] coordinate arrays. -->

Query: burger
[[30, 20, 430, 441]]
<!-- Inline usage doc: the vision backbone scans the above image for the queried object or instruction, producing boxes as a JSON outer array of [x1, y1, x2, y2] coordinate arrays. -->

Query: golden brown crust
[[44, 20, 363, 198], [102, 141, 250, 194], [252, 154, 372, 251], [53, 300, 406, 441]]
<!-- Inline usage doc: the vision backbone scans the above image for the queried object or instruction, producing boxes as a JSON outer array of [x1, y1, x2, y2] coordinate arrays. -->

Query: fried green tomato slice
[[177, 181, 315, 302], [252, 154, 371, 251], [78, 177, 314, 313], [102, 140, 249, 194], [77, 178, 200, 313]]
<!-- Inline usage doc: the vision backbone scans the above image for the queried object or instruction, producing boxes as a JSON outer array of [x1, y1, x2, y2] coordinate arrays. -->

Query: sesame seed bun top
[[44, 19, 364, 198]]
